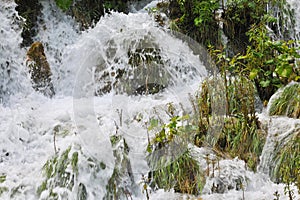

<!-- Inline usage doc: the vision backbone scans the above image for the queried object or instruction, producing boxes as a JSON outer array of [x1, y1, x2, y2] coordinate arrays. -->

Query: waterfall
[[0, 0, 299, 199]]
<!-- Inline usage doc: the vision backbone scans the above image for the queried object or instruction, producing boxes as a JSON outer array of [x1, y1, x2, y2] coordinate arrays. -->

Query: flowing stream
[[0, 1, 299, 199]]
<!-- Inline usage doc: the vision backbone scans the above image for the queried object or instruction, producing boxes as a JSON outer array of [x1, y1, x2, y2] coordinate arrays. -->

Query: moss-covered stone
[[269, 82, 300, 119], [57, 0, 142, 29], [94, 44, 168, 96]]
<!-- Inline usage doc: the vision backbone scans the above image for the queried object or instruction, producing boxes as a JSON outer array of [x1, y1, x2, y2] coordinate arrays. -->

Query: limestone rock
[[26, 41, 55, 97]]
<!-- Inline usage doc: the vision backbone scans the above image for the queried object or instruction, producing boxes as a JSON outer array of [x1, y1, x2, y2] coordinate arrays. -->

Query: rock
[[94, 46, 169, 96], [62, 0, 138, 30], [268, 82, 300, 119], [134, 83, 166, 95], [15, 0, 43, 47], [26, 41, 55, 97]]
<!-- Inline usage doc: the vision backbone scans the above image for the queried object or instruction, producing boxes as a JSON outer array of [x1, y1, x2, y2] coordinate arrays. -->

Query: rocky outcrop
[[63, 0, 139, 30], [15, 0, 43, 47], [26, 41, 55, 97]]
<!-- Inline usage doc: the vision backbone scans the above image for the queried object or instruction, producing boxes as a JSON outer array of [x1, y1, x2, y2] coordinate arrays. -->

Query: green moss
[[0, 174, 5, 183], [269, 83, 300, 118], [71, 152, 79, 173], [55, 0, 73, 11], [37, 181, 47, 196], [0, 187, 8, 196]]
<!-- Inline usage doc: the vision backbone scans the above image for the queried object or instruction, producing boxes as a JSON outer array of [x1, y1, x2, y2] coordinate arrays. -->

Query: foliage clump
[[104, 135, 136, 200], [272, 130, 300, 196], [148, 152, 205, 195], [269, 83, 300, 118], [37, 146, 80, 198], [37, 144, 108, 199], [146, 104, 204, 195], [195, 77, 266, 171]]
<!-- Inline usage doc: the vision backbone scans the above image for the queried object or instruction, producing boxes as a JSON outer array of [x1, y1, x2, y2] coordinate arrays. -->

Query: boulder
[[26, 41, 55, 97]]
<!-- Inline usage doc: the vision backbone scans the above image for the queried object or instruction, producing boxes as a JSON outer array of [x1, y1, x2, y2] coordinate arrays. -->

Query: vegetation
[[194, 77, 266, 171], [148, 152, 205, 195], [272, 130, 300, 197], [146, 104, 204, 195], [168, 0, 300, 101], [145, 0, 299, 196], [37, 145, 107, 199], [105, 135, 135, 200], [269, 83, 300, 118], [55, 0, 73, 11], [37, 146, 79, 198], [0, 174, 8, 197]]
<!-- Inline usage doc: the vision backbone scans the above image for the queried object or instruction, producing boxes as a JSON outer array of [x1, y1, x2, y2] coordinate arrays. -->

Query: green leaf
[[148, 118, 159, 131], [260, 80, 271, 87], [237, 55, 248, 60], [276, 65, 293, 78], [249, 69, 259, 80], [265, 59, 274, 64], [281, 67, 293, 78]]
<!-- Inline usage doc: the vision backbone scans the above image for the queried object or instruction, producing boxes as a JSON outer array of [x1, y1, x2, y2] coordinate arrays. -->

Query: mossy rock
[[56, 0, 142, 29], [269, 82, 300, 119], [94, 45, 169, 96]]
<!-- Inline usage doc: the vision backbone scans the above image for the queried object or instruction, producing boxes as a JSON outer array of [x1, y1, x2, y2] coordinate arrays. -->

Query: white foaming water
[[287, 0, 300, 37], [0, 0, 299, 199], [0, 2, 33, 104]]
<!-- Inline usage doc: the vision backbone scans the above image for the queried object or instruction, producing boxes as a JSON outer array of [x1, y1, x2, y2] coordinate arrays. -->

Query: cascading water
[[0, 0, 299, 200]]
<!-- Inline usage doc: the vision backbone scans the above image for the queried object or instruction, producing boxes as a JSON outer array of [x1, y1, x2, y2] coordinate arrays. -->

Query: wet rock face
[[67, 0, 135, 30], [15, 0, 43, 47], [68, 0, 105, 29], [26, 41, 55, 97]]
